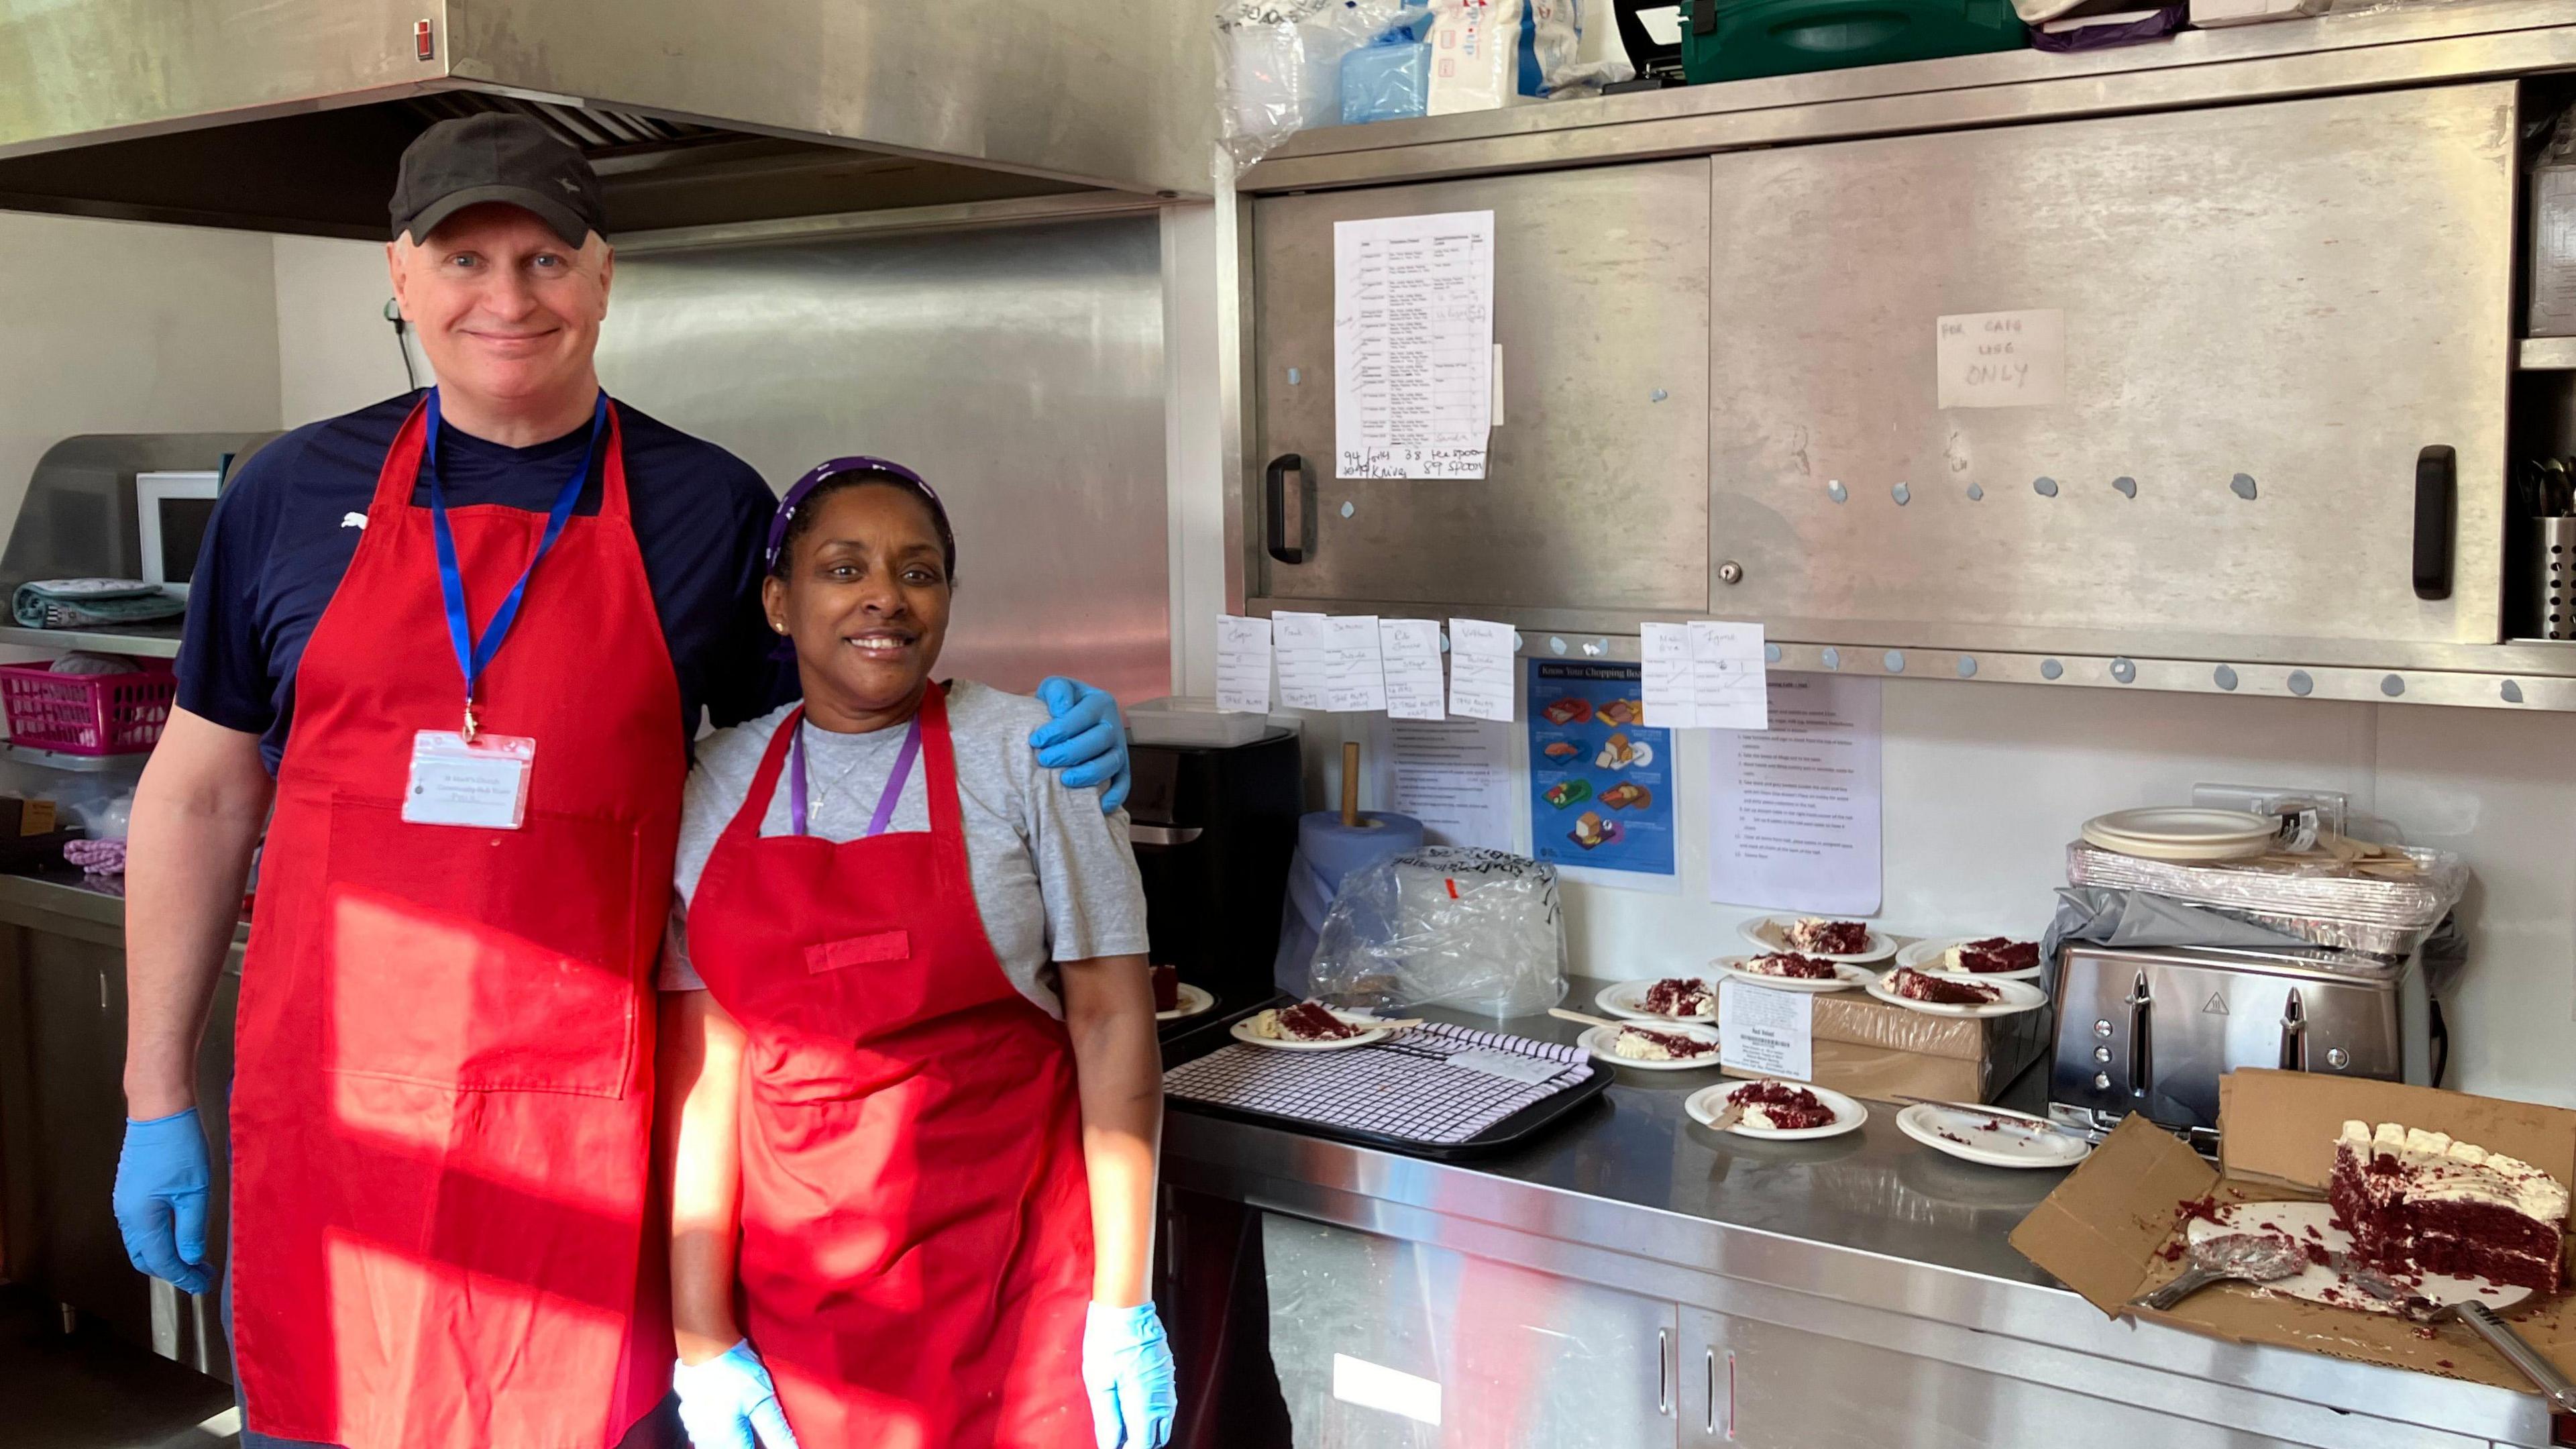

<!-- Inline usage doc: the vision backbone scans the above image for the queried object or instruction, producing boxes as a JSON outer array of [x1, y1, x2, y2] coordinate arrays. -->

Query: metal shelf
[[0, 623, 182, 658], [0, 742, 148, 773], [2522, 337, 2576, 371]]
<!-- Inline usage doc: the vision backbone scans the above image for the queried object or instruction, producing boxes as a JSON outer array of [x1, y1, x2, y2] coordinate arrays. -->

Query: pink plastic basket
[[0, 661, 178, 755]]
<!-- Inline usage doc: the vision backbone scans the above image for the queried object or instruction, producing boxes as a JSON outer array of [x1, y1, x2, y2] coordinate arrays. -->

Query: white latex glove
[[673, 1340, 800, 1449]]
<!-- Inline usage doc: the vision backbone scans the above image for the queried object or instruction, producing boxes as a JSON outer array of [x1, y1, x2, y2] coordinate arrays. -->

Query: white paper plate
[[2184, 1201, 2533, 1315], [1576, 1022, 1725, 1071], [1894, 937, 2048, 982], [1736, 916, 1897, 965], [1684, 1081, 1867, 1140], [1155, 982, 1216, 1023], [1709, 954, 1872, 994], [1230, 1006, 1394, 1051], [2080, 823, 2275, 862], [1595, 977, 1722, 1022], [1866, 969, 2049, 1019], [1896, 1102, 2092, 1169], [2088, 807, 2275, 844]]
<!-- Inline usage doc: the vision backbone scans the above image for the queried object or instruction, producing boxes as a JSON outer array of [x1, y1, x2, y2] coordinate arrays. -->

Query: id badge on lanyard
[[407, 387, 604, 830], [405, 731, 536, 828]]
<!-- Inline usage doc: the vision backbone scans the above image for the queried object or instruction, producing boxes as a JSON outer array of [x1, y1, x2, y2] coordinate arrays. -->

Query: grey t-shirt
[[660, 681, 1149, 1016]]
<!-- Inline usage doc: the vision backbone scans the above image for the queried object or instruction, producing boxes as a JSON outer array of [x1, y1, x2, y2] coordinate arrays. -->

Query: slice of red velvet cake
[[1642, 977, 1719, 1018], [1784, 918, 1872, 955], [1891, 967, 2001, 1006], [2329, 1120, 2569, 1295], [1739, 952, 1839, 981]]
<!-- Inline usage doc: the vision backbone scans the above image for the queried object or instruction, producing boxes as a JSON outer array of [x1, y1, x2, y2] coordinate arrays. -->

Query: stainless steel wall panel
[[1250, 161, 1712, 613], [594, 217, 1171, 703], [1705, 84, 2515, 659]]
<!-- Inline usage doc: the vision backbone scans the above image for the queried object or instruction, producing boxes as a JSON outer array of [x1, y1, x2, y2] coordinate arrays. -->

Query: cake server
[[2131, 1232, 2307, 1312], [2337, 1259, 2576, 1413]]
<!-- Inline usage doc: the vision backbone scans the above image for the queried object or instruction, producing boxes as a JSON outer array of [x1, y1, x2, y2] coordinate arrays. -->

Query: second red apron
[[685, 687, 1094, 1449]]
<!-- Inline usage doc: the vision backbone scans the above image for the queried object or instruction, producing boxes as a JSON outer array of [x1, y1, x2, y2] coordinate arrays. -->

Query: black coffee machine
[[1128, 731, 1301, 1024]]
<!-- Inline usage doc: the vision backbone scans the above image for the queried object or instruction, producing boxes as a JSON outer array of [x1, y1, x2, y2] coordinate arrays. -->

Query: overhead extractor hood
[[0, 0, 1213, 239]]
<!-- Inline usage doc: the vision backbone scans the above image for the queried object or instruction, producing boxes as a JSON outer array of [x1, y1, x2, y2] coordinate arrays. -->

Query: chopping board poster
[[1527, 661, 1676, 882]]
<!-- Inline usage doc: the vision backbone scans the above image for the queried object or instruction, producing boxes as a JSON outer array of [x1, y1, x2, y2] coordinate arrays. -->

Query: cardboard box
[[2011, 1069, 2576, 1394], [1722, 992, 2049, 1104]]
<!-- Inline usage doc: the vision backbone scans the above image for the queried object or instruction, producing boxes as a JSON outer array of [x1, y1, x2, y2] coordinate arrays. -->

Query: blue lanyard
[[422, 386, 607, 737]]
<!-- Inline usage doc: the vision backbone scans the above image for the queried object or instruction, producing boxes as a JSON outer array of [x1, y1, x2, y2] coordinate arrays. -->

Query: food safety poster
[[1526, 661, 1676, 884]]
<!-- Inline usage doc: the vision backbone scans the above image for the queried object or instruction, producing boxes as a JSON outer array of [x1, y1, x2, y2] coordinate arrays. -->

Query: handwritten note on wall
[[1334, 211, 1496, 480], [1936, 309, 2065, 410]]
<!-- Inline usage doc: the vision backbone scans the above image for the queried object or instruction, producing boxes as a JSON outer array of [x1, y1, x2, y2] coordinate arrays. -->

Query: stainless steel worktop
[[1163, 981, 2564, 1448]]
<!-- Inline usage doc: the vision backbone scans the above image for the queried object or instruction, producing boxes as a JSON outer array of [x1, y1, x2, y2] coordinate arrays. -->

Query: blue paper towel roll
[[1274, 810, 1426, 995]]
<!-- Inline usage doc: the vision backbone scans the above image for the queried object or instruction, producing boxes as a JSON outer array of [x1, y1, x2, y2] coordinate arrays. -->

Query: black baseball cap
[[389, 114, 606, 248]]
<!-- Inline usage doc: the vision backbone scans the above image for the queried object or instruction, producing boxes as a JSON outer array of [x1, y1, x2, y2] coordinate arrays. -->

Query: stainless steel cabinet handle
[[1127, 824, 1203, 847], [1704, 1348, 1717, 1433], [1658, 1327, 1670, 1415], [1265, 453, 1310, 566], [2126, 971, 2153, 1101]]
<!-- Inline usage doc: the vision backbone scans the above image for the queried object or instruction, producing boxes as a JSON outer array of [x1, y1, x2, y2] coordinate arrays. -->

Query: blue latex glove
[[113, 1108, 213, 1295], [673, 1340, 801, 1449], [1081, 1301, 1177, 1449], [1030, 676, 1132, 814]]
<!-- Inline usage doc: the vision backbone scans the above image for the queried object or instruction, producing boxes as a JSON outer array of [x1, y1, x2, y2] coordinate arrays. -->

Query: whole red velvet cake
[[2329, 1120, 2568, 1295]]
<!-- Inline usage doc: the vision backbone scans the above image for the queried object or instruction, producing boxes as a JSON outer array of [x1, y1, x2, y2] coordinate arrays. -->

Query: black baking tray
[[1161, 1018, 1614, 1163]]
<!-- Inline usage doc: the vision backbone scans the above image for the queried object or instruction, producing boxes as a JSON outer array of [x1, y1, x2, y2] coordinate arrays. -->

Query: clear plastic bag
[[1307, 846, 1569, 1017], [1217, 0, 1405, 167]]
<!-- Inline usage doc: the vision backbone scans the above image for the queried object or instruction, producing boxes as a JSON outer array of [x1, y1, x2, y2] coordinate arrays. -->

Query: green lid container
[[1679, 0, 2027, 85]]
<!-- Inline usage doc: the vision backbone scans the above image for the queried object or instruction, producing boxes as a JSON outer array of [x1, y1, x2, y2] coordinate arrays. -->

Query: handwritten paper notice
[[1937, 309, 2065, 410], [1273, 611, 1332, 710], [1641, 621, 1767, 729], [1445, 617, 1517, 722], [1334, 211, 1496, 480], [1719, 979, 1815, 1081], [1326, 614, 1388, 712], [1379, 619, 1448, 720], [1687, 621, 1768, 731], [1215, 615, 1273, 714], [1710, 673, 1883, 916]]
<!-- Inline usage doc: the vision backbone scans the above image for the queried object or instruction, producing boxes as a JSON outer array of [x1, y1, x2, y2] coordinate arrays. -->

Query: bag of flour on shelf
[[1309, 846, 1568, 1017]]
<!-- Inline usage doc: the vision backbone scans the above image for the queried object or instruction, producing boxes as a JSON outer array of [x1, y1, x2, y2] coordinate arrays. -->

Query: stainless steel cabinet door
[[1251, 160, 1712, 613], [1262, 1213, 1678, 1448], [1707, 83, 2516, 665]]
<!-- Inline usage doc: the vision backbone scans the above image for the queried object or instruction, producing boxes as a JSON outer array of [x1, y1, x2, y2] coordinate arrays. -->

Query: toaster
[[2047, 943, 2430, 1150]]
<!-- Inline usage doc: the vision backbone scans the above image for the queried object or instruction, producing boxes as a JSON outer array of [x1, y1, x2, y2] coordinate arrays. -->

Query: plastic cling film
[[1216, 0, 1408, 166], [1309, 846, 1568, 1017]]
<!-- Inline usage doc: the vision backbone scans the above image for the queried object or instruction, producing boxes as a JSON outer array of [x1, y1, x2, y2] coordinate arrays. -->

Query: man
[[108, 115, 1132, 1449]]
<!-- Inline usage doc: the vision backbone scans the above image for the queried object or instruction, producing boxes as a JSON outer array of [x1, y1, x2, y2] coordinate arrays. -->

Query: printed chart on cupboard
[[1216, 612, 1883, 904]]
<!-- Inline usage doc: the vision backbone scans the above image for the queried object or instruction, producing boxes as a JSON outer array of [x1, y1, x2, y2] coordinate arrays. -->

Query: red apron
[[685, 688, 1093, 1449], [228, 399, 682, 1449]]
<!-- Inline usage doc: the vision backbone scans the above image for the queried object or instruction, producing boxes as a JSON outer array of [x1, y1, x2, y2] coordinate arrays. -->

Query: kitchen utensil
[[2326, 1255, 2575, 1411], [1550, 1006, 1632, 1032], [2129, 1232, 2307, 1311], [2050, 943, 2420, 1148], [2183, 1203, 2533, 1315]]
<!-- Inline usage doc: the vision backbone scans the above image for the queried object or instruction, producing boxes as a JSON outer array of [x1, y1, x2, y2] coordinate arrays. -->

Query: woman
[[655, 458, 1175, 1449]]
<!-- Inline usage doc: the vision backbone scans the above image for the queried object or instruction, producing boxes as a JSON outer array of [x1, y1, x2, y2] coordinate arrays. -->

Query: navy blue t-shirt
[[177, 391, 794, 772]]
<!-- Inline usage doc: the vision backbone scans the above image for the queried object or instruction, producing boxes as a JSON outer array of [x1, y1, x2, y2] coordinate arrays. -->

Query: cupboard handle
[[1265, 453, 1309, 566], [2412, 444, 2455, 601], [1658, 1327, 1670, 1415], [2277, 988, 2306, 1072], [1705, 1348, 1717, 1433]]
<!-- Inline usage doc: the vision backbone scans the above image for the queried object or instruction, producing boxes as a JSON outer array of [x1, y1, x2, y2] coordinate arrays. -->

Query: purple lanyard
[[788, 714, 922, 839]]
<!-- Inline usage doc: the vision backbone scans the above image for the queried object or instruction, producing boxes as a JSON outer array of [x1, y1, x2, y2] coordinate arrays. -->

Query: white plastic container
[[1126, 696, 1282, 748]]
